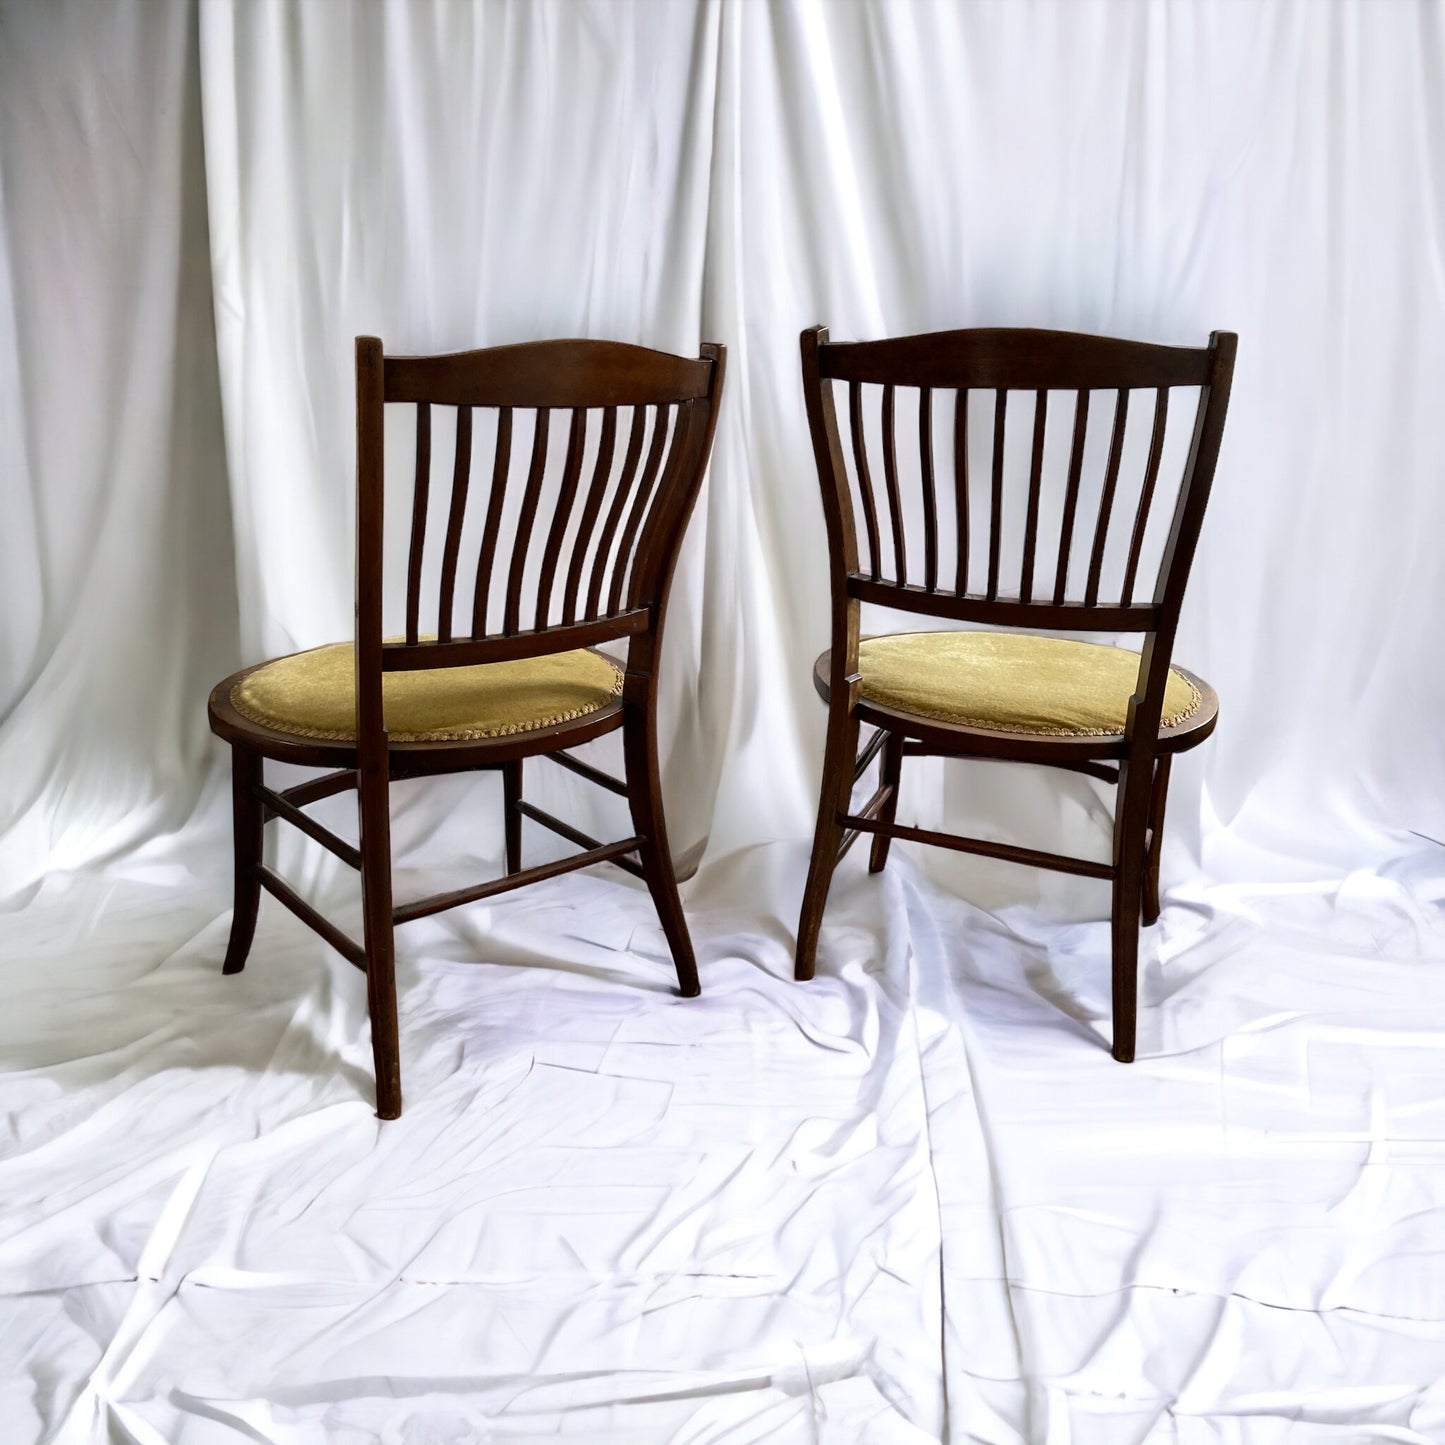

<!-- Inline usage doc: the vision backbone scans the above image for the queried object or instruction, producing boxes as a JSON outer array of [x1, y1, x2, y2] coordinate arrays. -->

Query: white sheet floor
[[5, 788, 1445, 1444]]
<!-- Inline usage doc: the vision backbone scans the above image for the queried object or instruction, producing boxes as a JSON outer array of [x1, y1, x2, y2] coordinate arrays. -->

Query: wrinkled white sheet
[[6, 0, 1445, 1439], [5, 816, 1445, 1442]]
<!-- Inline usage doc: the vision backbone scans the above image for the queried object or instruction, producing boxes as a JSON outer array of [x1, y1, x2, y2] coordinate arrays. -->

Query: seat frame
[[210, 336, 725, 1117], [794, 325, 1236, 1061]]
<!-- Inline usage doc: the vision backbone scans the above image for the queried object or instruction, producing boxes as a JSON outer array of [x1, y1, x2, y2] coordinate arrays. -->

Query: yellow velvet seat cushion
[[230, 643, 623, 743], [857, 631, 1200, 737]]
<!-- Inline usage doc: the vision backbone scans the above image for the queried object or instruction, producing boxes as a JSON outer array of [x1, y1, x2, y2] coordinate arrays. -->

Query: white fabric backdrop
[[4, 1, 1445, 1441]]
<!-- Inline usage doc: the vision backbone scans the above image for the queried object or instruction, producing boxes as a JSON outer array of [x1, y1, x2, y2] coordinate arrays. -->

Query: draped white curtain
[[4, 0, 1444, 891], [5, 0, 1444, 893], [5, 3, 1445, 1441]]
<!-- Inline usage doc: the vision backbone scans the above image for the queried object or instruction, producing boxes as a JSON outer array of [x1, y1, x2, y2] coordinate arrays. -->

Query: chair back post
[[801, 326, 862, 702], [1122, 330, 1237, 758], [622, 343, 728, 687], [354, 335, 389, 764]]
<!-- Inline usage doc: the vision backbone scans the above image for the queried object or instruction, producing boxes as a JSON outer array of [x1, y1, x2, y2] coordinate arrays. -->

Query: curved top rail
[[381, 338, 716, 408], [820, 327, 1221, 390]]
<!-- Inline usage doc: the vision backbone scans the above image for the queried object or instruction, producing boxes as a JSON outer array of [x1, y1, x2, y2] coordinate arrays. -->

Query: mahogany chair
[[794, 326, 1235, 1061], [209, 337, 726, 1117]]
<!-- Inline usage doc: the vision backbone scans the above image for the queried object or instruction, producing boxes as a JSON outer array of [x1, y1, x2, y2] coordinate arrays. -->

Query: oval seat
[[228, 642, 622, 743], [857, 630, 1200, 737]]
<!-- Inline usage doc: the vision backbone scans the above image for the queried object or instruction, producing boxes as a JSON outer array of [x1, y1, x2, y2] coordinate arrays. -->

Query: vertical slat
[[586, 405, 646, 619], [436, 405, 472, 643], [1019, 390, 1047, 603], [953, 389, 970, 593], [562, 405, 617, 625], [1053, 389, 1091, 603], [918, 387, 937, 592], [608, 405, 671, 614], [1120, 387, 1169, 606], [504, 408, 550, 634], [405, 402, 431, 643], [470, 406, 512, 634], [880, 384, 907, 583], [986, 389, 1006, 601], [849, 381, 883, 580], [1085, 388, 1130, 606], [534, 408, 587, 629]]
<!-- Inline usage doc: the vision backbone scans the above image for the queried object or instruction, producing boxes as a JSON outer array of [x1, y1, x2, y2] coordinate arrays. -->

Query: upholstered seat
[[857, 631, 1200, 737], [229, 642, 623, 743]]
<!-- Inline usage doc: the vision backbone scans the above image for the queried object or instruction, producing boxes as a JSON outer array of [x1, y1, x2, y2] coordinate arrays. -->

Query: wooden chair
[[209, 336, 726, 1117], [794, 326, 1235, 1061]]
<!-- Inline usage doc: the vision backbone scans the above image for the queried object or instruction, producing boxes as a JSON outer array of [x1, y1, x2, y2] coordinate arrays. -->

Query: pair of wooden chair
[[209, 327, 1235, 1116]]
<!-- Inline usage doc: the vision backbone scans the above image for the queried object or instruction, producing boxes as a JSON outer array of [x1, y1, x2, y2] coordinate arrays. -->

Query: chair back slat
[[1020, 390, 1047, 603], [357, 337, 725, 684], [918, 387, 937, 592], [848, 382, 883, 580], [470, 406, 512, 634], [586, 406, 648, 619], [1053, 389, 1091, 604], [607, 405, 672, 615], [562, 405, 617, 627], [405, 402, 431, 644], [953, 389, 969, 593], [1120, 388, 1169, 607], [503, 408, 551, 635], [1084, 389, 1130, 607], [534, 408, 587, 628], [436, 404, 472, 644], [986, 388, 1007, 601], [880, 384, 907, 583], [802, 325, 1235, 638]]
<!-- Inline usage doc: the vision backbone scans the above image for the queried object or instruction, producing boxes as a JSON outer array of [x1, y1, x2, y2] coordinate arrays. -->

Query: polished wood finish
[[436, 405, 472, 644], [820, 328, 1213, 389], [392, 837, 644, 926], [867, 733, 904, 874], [256, 865, 368, 971], [515, 800, 645, 881], [209, 336, 725, 1117], [255, 783, 362, 870], [222, 746, 264, 975], [502, 759, 523, 875], [795, 324, 1236, 1064], [384, 340, 713, 408], [1055, 389, 1090, 603]]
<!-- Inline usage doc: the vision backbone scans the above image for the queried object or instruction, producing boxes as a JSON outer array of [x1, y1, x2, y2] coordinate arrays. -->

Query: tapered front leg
[[223, 746, 265, 975], [1110, 754, 1155, 1063], [795, 696, 860, 981], [623, 680, 700, 998], [502, 760, 523, 875], [357, 756, 401, 1119]]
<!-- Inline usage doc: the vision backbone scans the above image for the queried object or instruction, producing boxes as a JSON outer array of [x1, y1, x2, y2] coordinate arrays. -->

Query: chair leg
[[623, 706, 701, 998], [502, 760, 523, 875], [1141, 755, 1172, 927], [868, 732, 904, 874], [222, 746, 264, 975], [357, 762, 402, 1119], [795, 705, 860, 981], [1110, 756, 1153, 1064]]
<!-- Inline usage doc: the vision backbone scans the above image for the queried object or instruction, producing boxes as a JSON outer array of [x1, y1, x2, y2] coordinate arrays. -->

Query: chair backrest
[[353, 337, 725, 707], [802, 325, 1236, 739]]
